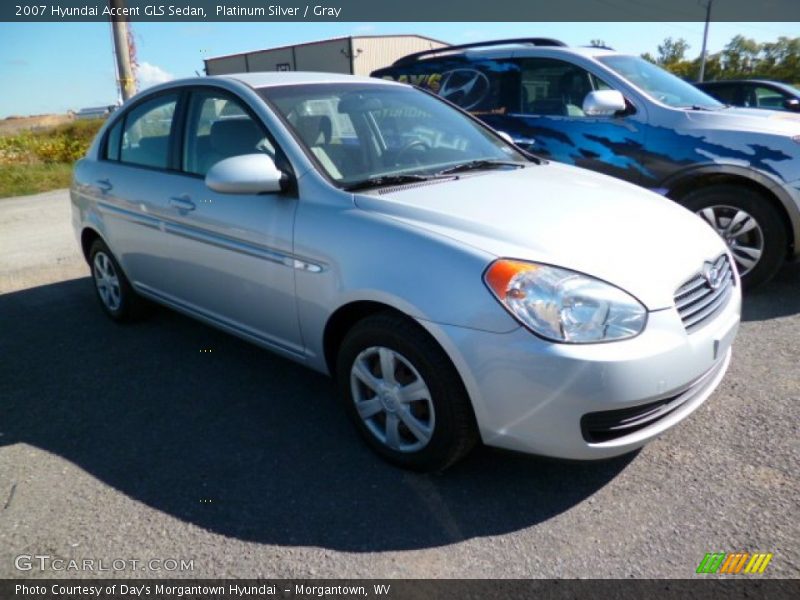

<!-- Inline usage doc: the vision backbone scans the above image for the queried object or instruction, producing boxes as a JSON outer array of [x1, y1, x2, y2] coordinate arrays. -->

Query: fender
[[81, 215, 107, 249], [310, 290, 435, 375], [659, 163, 800, 257]]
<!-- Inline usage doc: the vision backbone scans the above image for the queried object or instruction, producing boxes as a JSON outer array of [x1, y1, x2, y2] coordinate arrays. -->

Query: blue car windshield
[[597, 55, 724, 109]]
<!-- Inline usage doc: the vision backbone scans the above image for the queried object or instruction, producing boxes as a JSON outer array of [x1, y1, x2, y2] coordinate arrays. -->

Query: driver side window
[[182, 91, 275, 176], [518, 58, 613, 117]]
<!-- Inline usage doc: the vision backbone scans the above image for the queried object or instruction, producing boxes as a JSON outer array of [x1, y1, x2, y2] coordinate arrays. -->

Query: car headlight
[[484, 259, 647, 343]]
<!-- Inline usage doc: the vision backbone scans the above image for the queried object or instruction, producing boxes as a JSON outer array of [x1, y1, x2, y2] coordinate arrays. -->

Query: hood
[[353, 162, 729, 310], [684, 106, 800, 136], [678, 108, 800, 182]]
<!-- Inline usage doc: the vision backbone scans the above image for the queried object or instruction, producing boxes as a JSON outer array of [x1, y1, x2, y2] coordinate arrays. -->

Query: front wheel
[[336, 312, 478, 472], [680, 184, 787, 288]]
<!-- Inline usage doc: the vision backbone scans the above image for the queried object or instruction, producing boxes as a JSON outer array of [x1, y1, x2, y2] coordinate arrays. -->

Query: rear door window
[[381, 57, 521, 114], [104, 119, 122, 161], [120, 94, 178, 169]]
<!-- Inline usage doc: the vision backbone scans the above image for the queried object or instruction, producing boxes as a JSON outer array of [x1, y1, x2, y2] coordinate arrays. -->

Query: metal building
[[204, 35, 447, 77]]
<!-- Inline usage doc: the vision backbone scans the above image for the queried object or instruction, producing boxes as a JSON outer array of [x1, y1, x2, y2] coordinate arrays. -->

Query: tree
[[643, 35, 800, 85], [589, 39, 607, 48], [720, 35, 760, 76], [760, 36, 800, 81], [656, 37, 690, 66]]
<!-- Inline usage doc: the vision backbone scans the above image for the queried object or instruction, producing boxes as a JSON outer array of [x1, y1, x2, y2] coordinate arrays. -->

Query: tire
[[336, 312, 478, 472], [89, 239, 147, 322], [680, 184, 787, 288]]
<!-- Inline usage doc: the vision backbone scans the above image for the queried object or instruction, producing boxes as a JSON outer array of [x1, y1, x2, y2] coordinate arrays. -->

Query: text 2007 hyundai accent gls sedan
[[71, 72, 741, 471]]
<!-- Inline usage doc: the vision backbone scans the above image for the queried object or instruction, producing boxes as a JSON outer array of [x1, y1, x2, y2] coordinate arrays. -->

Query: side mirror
[[582, 90, 627, 117], [205, 153, 286, 194], [496, 131, 515, 144], [784, 98, 800, 112]]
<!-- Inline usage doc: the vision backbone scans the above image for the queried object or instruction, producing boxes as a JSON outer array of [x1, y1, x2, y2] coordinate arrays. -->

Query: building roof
[[205, 34, 448, 63]]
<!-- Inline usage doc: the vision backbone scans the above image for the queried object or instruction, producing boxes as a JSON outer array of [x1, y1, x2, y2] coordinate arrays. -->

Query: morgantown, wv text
[[16, 583, 392, 598]]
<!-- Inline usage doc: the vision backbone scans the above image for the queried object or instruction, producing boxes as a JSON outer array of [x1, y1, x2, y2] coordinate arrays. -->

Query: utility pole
[[698, 0, 713, 82], [109, 0, 136, 102]]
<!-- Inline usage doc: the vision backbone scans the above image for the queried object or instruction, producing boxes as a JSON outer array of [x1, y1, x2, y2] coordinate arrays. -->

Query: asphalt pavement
[[0, 190, 798, 578]]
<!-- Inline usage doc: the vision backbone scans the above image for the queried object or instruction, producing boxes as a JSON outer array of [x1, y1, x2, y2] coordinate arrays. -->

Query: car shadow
[[0, 278, 637, 552], [742, 261, 800, 322]]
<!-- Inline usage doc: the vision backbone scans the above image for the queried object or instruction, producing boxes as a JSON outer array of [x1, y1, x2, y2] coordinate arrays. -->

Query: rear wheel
[[680, 184, 787, 288], [336, 312, 478, 472], [89, 239, 147, 321]]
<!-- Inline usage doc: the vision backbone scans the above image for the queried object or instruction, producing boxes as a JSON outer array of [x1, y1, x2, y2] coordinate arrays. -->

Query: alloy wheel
[[697, 205, 764, 276], [93, 251, 122, 311], [350, 346, 435, 453]]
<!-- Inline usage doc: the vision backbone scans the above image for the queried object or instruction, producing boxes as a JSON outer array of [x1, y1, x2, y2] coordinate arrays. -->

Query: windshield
[[779, 82, 800, 96], [259, 83, 527, 188], [597, 55, 724, 109]]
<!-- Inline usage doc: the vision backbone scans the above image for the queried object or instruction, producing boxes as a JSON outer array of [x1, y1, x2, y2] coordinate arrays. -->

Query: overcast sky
[[1, 21, 797, 117]]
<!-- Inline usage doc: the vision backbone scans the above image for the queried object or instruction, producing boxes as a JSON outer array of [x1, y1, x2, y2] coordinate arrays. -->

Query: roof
[[558, 46, 620, 58], [388, 43, 622, 65], [205, 34, 448, 63], [697, 79, 799, 91], [214, 71, 403, 88]]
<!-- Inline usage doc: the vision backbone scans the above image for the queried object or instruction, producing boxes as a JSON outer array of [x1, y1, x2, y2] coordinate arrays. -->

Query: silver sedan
[[71, 73, 740, 470]]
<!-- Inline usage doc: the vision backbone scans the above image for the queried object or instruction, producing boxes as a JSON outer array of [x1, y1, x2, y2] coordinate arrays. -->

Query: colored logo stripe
[[697, 552, 773, 574], [744, 553, 773, 574]]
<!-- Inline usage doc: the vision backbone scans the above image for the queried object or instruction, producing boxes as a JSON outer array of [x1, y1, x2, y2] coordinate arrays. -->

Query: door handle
[[96, 178, 113, 193], [169, 195, 196, 212]]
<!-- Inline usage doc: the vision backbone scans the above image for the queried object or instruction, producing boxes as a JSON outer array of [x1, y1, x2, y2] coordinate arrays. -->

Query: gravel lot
[[1, 190, 798, 578]]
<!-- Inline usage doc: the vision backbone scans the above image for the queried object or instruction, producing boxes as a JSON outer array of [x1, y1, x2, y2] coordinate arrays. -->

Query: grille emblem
[[703, 261, 724, 290]]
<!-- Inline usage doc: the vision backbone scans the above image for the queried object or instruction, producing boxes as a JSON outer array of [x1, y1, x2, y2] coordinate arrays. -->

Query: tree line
[[591, 36, 800, 84]]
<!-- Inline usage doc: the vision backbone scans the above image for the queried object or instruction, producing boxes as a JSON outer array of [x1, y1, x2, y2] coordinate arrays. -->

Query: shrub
[[0, 118, 104, 165]]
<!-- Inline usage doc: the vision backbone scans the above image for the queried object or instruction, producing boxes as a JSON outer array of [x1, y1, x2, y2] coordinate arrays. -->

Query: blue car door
[[483, 57, 649, 186]]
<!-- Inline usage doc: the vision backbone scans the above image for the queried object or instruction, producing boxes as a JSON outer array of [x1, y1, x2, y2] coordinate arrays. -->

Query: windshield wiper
[[343, 160, 526, 191], [435, 159, 525, 176], [343, 173, 434, 191]]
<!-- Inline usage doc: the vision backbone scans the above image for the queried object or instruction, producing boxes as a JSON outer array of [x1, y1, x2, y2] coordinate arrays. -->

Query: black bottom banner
[[2, 579, 799, 600]]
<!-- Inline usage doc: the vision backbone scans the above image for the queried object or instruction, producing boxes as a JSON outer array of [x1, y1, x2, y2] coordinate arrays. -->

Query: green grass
[[0, 118, 103, 198], [0, 163, 74, 198]]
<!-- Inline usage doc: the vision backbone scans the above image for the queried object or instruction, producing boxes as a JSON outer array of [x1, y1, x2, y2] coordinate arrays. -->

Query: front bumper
[[421, 286, 741, 460]]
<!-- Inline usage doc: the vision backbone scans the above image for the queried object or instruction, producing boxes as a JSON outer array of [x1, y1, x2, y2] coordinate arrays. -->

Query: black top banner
[[4, 0, 800, 22]]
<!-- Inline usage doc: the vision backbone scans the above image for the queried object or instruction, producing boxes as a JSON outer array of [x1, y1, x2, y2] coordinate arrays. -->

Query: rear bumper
[[420, 287, 740, 460]]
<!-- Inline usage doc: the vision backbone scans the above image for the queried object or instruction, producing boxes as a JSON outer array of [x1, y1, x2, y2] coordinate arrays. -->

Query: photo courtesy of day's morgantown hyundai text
[[71, 72, 741, 471]]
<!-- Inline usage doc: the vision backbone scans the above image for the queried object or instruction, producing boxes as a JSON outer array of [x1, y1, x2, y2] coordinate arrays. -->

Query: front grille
[[581, 356, 727, 443], [674, 254, 734, 333]]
